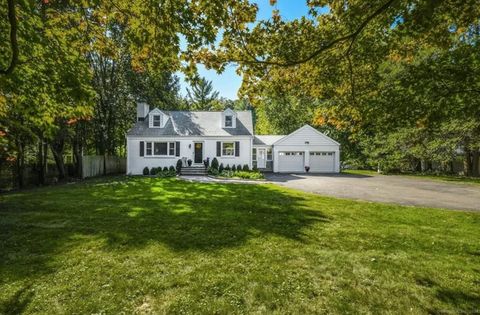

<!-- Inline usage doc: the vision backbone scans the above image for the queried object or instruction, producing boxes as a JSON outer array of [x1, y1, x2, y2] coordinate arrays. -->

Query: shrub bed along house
[[207, 163, 264, 180], [145, 166, 176, 177]]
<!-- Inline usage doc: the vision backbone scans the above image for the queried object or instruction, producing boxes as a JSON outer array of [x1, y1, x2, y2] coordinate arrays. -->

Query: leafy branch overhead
[[0, 0, 18, 75]]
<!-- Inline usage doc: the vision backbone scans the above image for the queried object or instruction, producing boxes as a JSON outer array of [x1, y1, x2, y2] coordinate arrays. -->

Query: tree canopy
[[1, 0, 479, 188]]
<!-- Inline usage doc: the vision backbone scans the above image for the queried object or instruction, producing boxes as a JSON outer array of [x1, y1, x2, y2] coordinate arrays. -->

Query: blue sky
[[178, 1, 314, 99]]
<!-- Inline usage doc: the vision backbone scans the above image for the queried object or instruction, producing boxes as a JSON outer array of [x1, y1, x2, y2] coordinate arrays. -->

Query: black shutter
[[140, 141, 144, 157], [175, 141, 180, 156], [216, 141, 221, 156], [235, 141, 240, 157]]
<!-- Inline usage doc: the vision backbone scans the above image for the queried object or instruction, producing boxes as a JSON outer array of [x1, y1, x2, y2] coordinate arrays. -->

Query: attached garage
[[309, 152, 335, 172], [272, 125, 340, 173], [278, 152, 304, 172]]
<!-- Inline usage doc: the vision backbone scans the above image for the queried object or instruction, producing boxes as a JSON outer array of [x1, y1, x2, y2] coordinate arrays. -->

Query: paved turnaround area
[[265, 173, 480, 211]]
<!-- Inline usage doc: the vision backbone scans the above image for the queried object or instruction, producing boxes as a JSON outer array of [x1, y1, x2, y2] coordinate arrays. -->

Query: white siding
[[274, 125, 339, 146], [126, 137, 252, 175], [273, 125, 340, 173]]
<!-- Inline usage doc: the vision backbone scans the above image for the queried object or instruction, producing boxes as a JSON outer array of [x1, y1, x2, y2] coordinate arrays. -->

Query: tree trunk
[[37, 137, 48, 185], [51, 134, 66, 181], [448, 160, 454, 174], [413, 158, 422, 172], [463, 148, 473, 176], [72, 127, 83, 178], [51, 145, 66, 180], [15, 140, 25, 188], [472, 150, 479, 177]]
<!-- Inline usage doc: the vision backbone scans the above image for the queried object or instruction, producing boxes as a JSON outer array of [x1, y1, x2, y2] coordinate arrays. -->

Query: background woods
[[1, 0, 480, 189]]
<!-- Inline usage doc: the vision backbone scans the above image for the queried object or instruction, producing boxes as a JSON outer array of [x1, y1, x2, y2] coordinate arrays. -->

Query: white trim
[[148, 108, 170, 128], [193, 141, 204, 164], [221, 108, 237, 129], [257, 148, 267, 168], [144, 141, 177, 157], [273, 125, 340, 146], [151, 114, 162, 128], [126, 135, 254, 140], [221, 141, 235, 157]]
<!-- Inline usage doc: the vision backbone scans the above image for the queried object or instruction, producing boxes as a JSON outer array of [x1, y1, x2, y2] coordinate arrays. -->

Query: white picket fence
[[82, 155, 126, 178]]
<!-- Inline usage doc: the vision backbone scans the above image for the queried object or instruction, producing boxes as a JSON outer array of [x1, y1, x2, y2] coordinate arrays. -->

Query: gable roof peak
[[223, 108, 236, 114], [149, 108, 169, 116]]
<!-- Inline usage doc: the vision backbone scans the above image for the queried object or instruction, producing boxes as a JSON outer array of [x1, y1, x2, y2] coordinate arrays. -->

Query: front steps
[[180, 166, 207, 176]]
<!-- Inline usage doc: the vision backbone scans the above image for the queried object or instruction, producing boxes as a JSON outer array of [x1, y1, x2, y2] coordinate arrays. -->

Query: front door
[[194, 142, 203, 164], [257, 148, 266, 168]]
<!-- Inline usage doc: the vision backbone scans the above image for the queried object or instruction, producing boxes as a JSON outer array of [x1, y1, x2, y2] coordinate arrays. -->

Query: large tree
[[186, 78, 220, 110]]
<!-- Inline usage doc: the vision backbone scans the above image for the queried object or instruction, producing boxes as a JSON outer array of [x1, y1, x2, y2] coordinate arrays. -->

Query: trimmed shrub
[[231, 164, 236, 172], [143, 167, 150, 175], [163, 166, 169, 172], [252, 165, 258, 171], [203, 158, 210, 168], [243, 164, 249, 171], [150, 167, 158, 175], [234, 171, 264, 180], [176, 159, 183, 173], [225, 164, 231, 171], [211, 158, 219, 170], [219, 163, 224, 173], [237, 164, 242, 171], [169, 166, 175, 172], [208, 166, 219, 176]]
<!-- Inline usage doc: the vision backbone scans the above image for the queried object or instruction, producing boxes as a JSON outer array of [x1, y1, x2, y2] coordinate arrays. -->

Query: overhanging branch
[[0, 0, 18, 75], [232, 0, 397, 67]]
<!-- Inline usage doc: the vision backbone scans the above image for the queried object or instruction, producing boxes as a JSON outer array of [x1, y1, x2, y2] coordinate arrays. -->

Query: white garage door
[[278, 152, 304, 172], [309, 152, 335, 172]]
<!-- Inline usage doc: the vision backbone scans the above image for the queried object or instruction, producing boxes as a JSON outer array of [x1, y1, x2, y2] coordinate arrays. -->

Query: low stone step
[[180, 167, 207, 176]]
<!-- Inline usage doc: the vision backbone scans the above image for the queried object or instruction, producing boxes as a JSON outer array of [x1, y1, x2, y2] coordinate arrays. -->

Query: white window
[[146, 142, 152, 155], [310, 152, 334, 156], [222, 142, 235, 156], [152, 115, 161, 127], [145, 141, 175, 156], [267, 148, 272, 160], [225, 115, 233, 127], [279, 152, 303, 156], [154, 142, 167, 155]]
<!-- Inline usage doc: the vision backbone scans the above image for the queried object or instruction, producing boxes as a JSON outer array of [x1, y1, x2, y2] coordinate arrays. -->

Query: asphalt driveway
[[266, 173, 480, 211]]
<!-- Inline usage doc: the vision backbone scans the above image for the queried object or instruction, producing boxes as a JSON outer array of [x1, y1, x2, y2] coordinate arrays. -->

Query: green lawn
[[342, 169, 480, 186], [1, 177, 479, 314], [400, 173, 480, 186]]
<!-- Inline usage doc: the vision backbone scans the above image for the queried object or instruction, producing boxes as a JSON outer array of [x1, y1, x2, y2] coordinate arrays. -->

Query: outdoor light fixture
[[305, 141, 310, 144]]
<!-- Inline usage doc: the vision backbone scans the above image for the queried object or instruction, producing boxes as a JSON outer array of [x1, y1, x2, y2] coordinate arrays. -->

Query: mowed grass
[[1, 177, 479, 314], [342, 169, 480, 186]]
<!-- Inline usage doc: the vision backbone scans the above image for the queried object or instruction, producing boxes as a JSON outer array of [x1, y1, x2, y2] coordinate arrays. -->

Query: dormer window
[[148, 108, 169, 128], [225, 115, 233, 128], [152, 114, 161, 127], [222, 108, 236, 128]]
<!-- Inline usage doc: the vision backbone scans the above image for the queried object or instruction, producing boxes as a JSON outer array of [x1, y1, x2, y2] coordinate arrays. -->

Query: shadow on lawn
[[0, 285, 33, 315], [0, 176, 329, 281]]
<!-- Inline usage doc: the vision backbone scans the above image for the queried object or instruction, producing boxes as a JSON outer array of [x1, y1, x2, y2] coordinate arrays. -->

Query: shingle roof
[[253, 135, 286, 145], [127, 110, 254, 137]]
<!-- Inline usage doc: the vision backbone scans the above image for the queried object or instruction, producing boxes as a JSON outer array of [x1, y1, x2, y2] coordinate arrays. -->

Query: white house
[[126, 103, 340, 174]]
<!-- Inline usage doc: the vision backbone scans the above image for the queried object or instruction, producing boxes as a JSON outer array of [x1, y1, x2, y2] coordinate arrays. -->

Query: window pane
[[225, 116, 233, 127], [154, 142, 168, 155], [146, 142, 152, 155], [267, 148, 272, 160], [153, 115, 161, 127], [252, 148, 257, 161], [169, 142, 175, 155], [222, 142, 234, 156]]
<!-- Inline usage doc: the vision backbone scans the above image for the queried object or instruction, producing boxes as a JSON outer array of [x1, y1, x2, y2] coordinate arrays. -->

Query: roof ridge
[[163, 110, 252, 112]]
